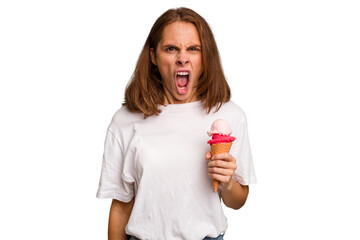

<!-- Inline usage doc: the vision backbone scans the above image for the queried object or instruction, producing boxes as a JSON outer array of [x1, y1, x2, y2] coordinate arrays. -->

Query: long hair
[[124, 7, 231, 117]]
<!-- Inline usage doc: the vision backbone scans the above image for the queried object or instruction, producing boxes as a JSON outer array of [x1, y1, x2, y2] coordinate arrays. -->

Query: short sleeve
[[96, 129, 135, 202], [230, 111, 257, 185]]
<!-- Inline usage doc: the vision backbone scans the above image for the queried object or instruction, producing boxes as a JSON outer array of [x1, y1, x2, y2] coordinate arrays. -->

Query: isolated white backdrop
[[1, 0, 359, 239]]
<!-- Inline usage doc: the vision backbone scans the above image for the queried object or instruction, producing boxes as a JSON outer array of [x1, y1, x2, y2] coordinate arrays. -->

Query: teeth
[[177, 72, 189, 76]]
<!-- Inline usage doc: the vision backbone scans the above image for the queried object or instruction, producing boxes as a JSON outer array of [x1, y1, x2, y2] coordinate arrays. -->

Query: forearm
[[220, 178, 249, 210], [108, 198, 134, 240], [108, 213, 128, 240]]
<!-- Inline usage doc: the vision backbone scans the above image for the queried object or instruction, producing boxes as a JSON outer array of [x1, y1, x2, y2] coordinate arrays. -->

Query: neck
[[163, 92, 198, 105]]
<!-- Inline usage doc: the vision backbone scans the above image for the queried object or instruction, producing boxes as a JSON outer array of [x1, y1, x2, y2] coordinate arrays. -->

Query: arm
[[108, 198, 135, 240], [206, 151, 249, 210], [220, 177, 249, 210]]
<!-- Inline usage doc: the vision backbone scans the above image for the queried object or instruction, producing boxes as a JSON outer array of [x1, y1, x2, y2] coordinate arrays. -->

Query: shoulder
[[217, 100, 246, 118], [108, 106, 144, 133], [210, 100, 248, 131]]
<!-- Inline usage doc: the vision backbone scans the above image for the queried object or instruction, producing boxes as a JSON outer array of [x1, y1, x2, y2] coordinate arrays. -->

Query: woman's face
[[151, 21, 203, 104]]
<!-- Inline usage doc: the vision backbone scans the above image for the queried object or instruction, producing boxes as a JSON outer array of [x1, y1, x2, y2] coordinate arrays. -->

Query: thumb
[[205, 151, 212, 160]]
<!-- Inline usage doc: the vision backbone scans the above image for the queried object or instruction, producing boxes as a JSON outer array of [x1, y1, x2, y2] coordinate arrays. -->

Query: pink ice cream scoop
[[207, 119, 236, 145]]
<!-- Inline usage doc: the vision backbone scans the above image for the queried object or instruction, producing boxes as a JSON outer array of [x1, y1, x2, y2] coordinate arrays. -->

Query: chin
[[175, 94, 195, 103]]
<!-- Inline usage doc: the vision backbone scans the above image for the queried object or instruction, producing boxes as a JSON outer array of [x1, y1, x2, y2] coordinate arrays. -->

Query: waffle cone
[[210, 142, 233, 192]]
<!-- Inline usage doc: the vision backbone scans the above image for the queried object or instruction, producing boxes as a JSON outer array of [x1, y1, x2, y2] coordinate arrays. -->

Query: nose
[[176, 52, 189, 66]]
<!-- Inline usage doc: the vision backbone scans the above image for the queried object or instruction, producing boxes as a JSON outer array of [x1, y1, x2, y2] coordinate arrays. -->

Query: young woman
[[97, 7, 256, 240]]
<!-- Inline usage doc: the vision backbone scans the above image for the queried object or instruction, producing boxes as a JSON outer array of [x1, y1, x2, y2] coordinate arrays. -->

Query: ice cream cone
[[210, 142, 233, 192]]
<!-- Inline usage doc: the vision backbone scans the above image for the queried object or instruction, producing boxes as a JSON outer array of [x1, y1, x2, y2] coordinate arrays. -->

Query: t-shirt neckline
[[158, 100, 203, 111]]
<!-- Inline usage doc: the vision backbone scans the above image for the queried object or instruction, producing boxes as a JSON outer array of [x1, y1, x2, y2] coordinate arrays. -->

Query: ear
[[150, 48, 157, 66]]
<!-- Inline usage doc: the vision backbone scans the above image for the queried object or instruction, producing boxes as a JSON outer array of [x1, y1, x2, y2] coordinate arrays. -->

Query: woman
[[97, 7, 256, 240]]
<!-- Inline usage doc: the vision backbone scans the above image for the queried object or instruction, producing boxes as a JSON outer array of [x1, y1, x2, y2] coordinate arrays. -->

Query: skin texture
[[150, 21, 203, 104], [108, 198, 134, 240]]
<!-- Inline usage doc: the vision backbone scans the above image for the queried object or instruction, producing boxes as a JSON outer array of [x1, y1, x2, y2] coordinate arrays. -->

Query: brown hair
[[123, 7, 231, 117]]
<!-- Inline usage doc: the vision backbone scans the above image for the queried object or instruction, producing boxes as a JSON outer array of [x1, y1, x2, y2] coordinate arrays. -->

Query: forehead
[[160, 21, 201, 45]]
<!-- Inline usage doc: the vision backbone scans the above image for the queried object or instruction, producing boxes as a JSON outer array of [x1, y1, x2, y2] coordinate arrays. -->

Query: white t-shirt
[[96, 100, 256, 240]]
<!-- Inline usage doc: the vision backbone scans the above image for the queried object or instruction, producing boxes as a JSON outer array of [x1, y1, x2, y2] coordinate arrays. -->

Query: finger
[[208, 173, 232, 183], [205, 151, 212, 160], [208, 160, 237, 170], [211, 152, 235, 162], [208, 166, 234, 176]]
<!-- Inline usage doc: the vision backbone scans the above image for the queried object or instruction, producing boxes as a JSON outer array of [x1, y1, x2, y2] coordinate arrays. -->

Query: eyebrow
[[162, 43, 202, 48], [188, 44, 202, 48], [162, 44, 178, 48]]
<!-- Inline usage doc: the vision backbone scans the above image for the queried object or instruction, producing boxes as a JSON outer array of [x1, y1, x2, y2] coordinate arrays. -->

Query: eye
[[188, 46, 201, 52], [166, 46, 177, 52]]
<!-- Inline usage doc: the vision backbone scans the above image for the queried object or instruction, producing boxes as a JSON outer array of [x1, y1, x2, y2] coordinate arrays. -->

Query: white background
[[1, 0, 359, 239]]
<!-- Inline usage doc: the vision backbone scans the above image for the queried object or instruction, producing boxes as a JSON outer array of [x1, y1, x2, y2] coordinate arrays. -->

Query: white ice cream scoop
[[207, 119, 232, 136]]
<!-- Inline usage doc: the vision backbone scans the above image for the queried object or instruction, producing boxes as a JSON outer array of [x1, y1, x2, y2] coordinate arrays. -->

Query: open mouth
[[175, 71, 190, 95]]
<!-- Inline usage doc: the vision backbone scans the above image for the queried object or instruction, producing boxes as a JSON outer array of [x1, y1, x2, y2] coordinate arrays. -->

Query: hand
[[205, 151, 237, 191]]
